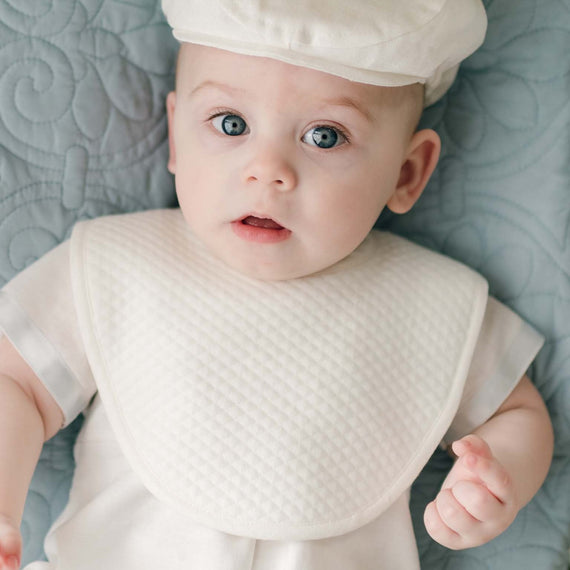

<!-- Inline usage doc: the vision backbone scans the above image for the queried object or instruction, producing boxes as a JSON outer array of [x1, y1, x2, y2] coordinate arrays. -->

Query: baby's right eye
[[211, 114, 249, 136]]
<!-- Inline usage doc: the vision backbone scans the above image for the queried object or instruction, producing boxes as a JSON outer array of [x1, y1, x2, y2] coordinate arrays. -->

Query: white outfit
[[0, 209, 543, 569]]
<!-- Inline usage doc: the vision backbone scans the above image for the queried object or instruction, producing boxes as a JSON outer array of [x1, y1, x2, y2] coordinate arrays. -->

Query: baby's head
[[162, 0, 487, 281]]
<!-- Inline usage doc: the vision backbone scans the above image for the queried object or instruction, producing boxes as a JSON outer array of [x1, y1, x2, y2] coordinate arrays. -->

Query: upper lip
[[233, 213, 288, 229]]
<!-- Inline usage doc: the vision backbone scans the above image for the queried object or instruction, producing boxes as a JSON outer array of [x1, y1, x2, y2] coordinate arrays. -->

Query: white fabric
[[69, 209, 487, 540], [1, 227, 543, 439], [444, 297, 546, 442], [0, 208, 545, 569], [27, 395, 421, 570], [0, 242, 93, 423], [0, 234, 544, 439], [161, 0, 487, 106]]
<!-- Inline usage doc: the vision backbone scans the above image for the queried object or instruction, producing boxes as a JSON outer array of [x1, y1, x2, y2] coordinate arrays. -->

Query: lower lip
[[231, 221, 292, 243]]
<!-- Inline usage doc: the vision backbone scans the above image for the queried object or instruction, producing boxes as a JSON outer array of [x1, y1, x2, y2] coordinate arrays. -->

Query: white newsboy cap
[[162, 0, 487, 106]]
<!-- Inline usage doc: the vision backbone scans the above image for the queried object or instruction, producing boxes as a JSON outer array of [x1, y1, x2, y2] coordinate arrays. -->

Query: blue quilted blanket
[[0, 0, 568, 568]]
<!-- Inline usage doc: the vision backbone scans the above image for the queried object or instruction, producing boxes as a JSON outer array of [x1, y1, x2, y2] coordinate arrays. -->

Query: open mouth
[[232, 215, 291, 243], [241, 216, 284, 230]]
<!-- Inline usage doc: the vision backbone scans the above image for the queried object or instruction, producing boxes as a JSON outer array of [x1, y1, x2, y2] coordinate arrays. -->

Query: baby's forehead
[[176, 43, 419, 105], [175, 43, 423, 133]]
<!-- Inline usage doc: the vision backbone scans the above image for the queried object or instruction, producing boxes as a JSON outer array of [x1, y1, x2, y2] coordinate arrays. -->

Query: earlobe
[[166, 91, 177, 175], [387, 129, 441, 214]]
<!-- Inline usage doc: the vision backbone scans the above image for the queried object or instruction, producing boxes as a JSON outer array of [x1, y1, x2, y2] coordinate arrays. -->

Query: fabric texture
[[0, 211, 542, 569], [26, 395, 423, 570], [69, 209, 486, 540], [0, 227, 542, 442], [0, 0, 568, 568], [161, 0, 487, 106]]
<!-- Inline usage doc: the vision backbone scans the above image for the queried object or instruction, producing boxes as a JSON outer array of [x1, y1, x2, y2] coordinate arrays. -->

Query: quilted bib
[[70, 209, 488, 540]]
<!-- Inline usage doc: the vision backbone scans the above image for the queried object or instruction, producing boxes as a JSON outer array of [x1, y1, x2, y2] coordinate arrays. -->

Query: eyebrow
[[189, 80, 373, 122], [319, 95, 374, 123], [189, 80, 245, 98]]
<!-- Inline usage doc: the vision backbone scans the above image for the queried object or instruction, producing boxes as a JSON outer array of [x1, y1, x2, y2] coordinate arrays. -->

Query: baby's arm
[[0, 337, 63, 570], [424, 374, 553, 550]]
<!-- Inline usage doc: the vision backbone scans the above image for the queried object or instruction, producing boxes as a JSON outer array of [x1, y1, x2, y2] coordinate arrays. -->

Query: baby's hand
[[0, 515, 21, 570], [423, 434, 519, 550]]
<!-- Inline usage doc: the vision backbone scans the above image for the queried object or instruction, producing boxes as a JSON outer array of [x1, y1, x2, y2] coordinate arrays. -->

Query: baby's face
[[168, 44, 422, 280]]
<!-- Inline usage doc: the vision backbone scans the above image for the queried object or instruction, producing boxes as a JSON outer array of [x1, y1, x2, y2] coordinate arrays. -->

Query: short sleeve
[[0, 242, 96, 426], [445, 297, 545, 443]]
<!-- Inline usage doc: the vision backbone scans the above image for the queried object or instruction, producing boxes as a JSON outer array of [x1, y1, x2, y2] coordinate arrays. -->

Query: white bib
[[70, 209, 488, 541]]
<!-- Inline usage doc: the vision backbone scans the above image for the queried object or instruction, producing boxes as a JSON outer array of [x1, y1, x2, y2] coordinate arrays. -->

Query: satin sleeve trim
[[0, 290, 92, 426]]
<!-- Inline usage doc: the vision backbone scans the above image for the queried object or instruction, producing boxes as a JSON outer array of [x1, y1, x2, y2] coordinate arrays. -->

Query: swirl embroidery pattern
[[0, 0, 177, 282], [382, 0, 570, 567], [1, 0, 569, 568]]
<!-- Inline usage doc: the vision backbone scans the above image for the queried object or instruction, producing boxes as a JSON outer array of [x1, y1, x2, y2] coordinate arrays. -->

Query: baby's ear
[[387, 129, 441, 214], [166, 91, 177, 174]]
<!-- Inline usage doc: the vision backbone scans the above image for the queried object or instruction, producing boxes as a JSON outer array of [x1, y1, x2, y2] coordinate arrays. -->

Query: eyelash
[[205, 110, 351, 146], [206, 108, 243, 126], [309, 123, 351, 145]]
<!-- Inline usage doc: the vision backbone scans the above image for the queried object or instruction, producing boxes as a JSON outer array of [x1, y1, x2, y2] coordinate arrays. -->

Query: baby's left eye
[[302, 126, 346, 149], [211, 114, 249, 136]]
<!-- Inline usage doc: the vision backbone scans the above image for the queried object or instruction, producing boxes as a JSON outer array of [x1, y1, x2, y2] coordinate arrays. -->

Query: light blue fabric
[[381, 1, 570, 567], [0, 0, 178, 283], [0, 0, 177, 565], [0, 0, 568, 568]]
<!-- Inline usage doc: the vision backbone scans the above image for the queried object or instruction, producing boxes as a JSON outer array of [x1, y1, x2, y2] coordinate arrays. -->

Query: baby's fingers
[[0, 516, 22, 570], [424, 491, 471, 550], [462, 452, 515, 506], [427, 488, 478, 538], [451, 434, 492, 461], [425, 483, 511, 549], [0, 555, 20, 570], [452, 480, 504, 523]]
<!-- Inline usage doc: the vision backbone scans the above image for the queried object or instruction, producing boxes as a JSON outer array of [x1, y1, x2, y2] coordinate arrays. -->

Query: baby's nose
[[242, 146, 297, 191]]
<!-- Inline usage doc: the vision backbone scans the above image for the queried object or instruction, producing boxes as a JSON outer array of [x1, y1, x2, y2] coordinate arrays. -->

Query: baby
[[0, 1, 554, 569]]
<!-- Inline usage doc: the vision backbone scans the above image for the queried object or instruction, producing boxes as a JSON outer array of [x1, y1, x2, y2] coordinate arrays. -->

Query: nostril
[[247, 176, 286, 186], [244, 164, 296, 190]]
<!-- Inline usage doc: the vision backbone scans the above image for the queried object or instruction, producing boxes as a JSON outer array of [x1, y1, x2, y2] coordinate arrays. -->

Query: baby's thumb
[[451, 434, 493, 460]]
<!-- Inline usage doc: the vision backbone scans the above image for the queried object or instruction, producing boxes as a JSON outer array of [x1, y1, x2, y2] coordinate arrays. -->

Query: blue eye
[[303, 126, 345, 149], [212, 114, 248, 136]]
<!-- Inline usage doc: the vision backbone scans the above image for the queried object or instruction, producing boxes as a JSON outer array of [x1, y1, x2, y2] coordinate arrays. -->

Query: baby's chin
[[208, 248, 327, 282], [189, 223, 350, 281], [222, 254, 349, 282], [224, 260, 315, 282]]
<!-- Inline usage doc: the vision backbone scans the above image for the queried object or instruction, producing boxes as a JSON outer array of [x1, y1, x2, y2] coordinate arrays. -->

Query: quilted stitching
[[0, 0, 177, 284], [0, 0, 566, 566], [0, 1, 176, 565], [381, 0, 570, 566], [76, 210, 484, 539]]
